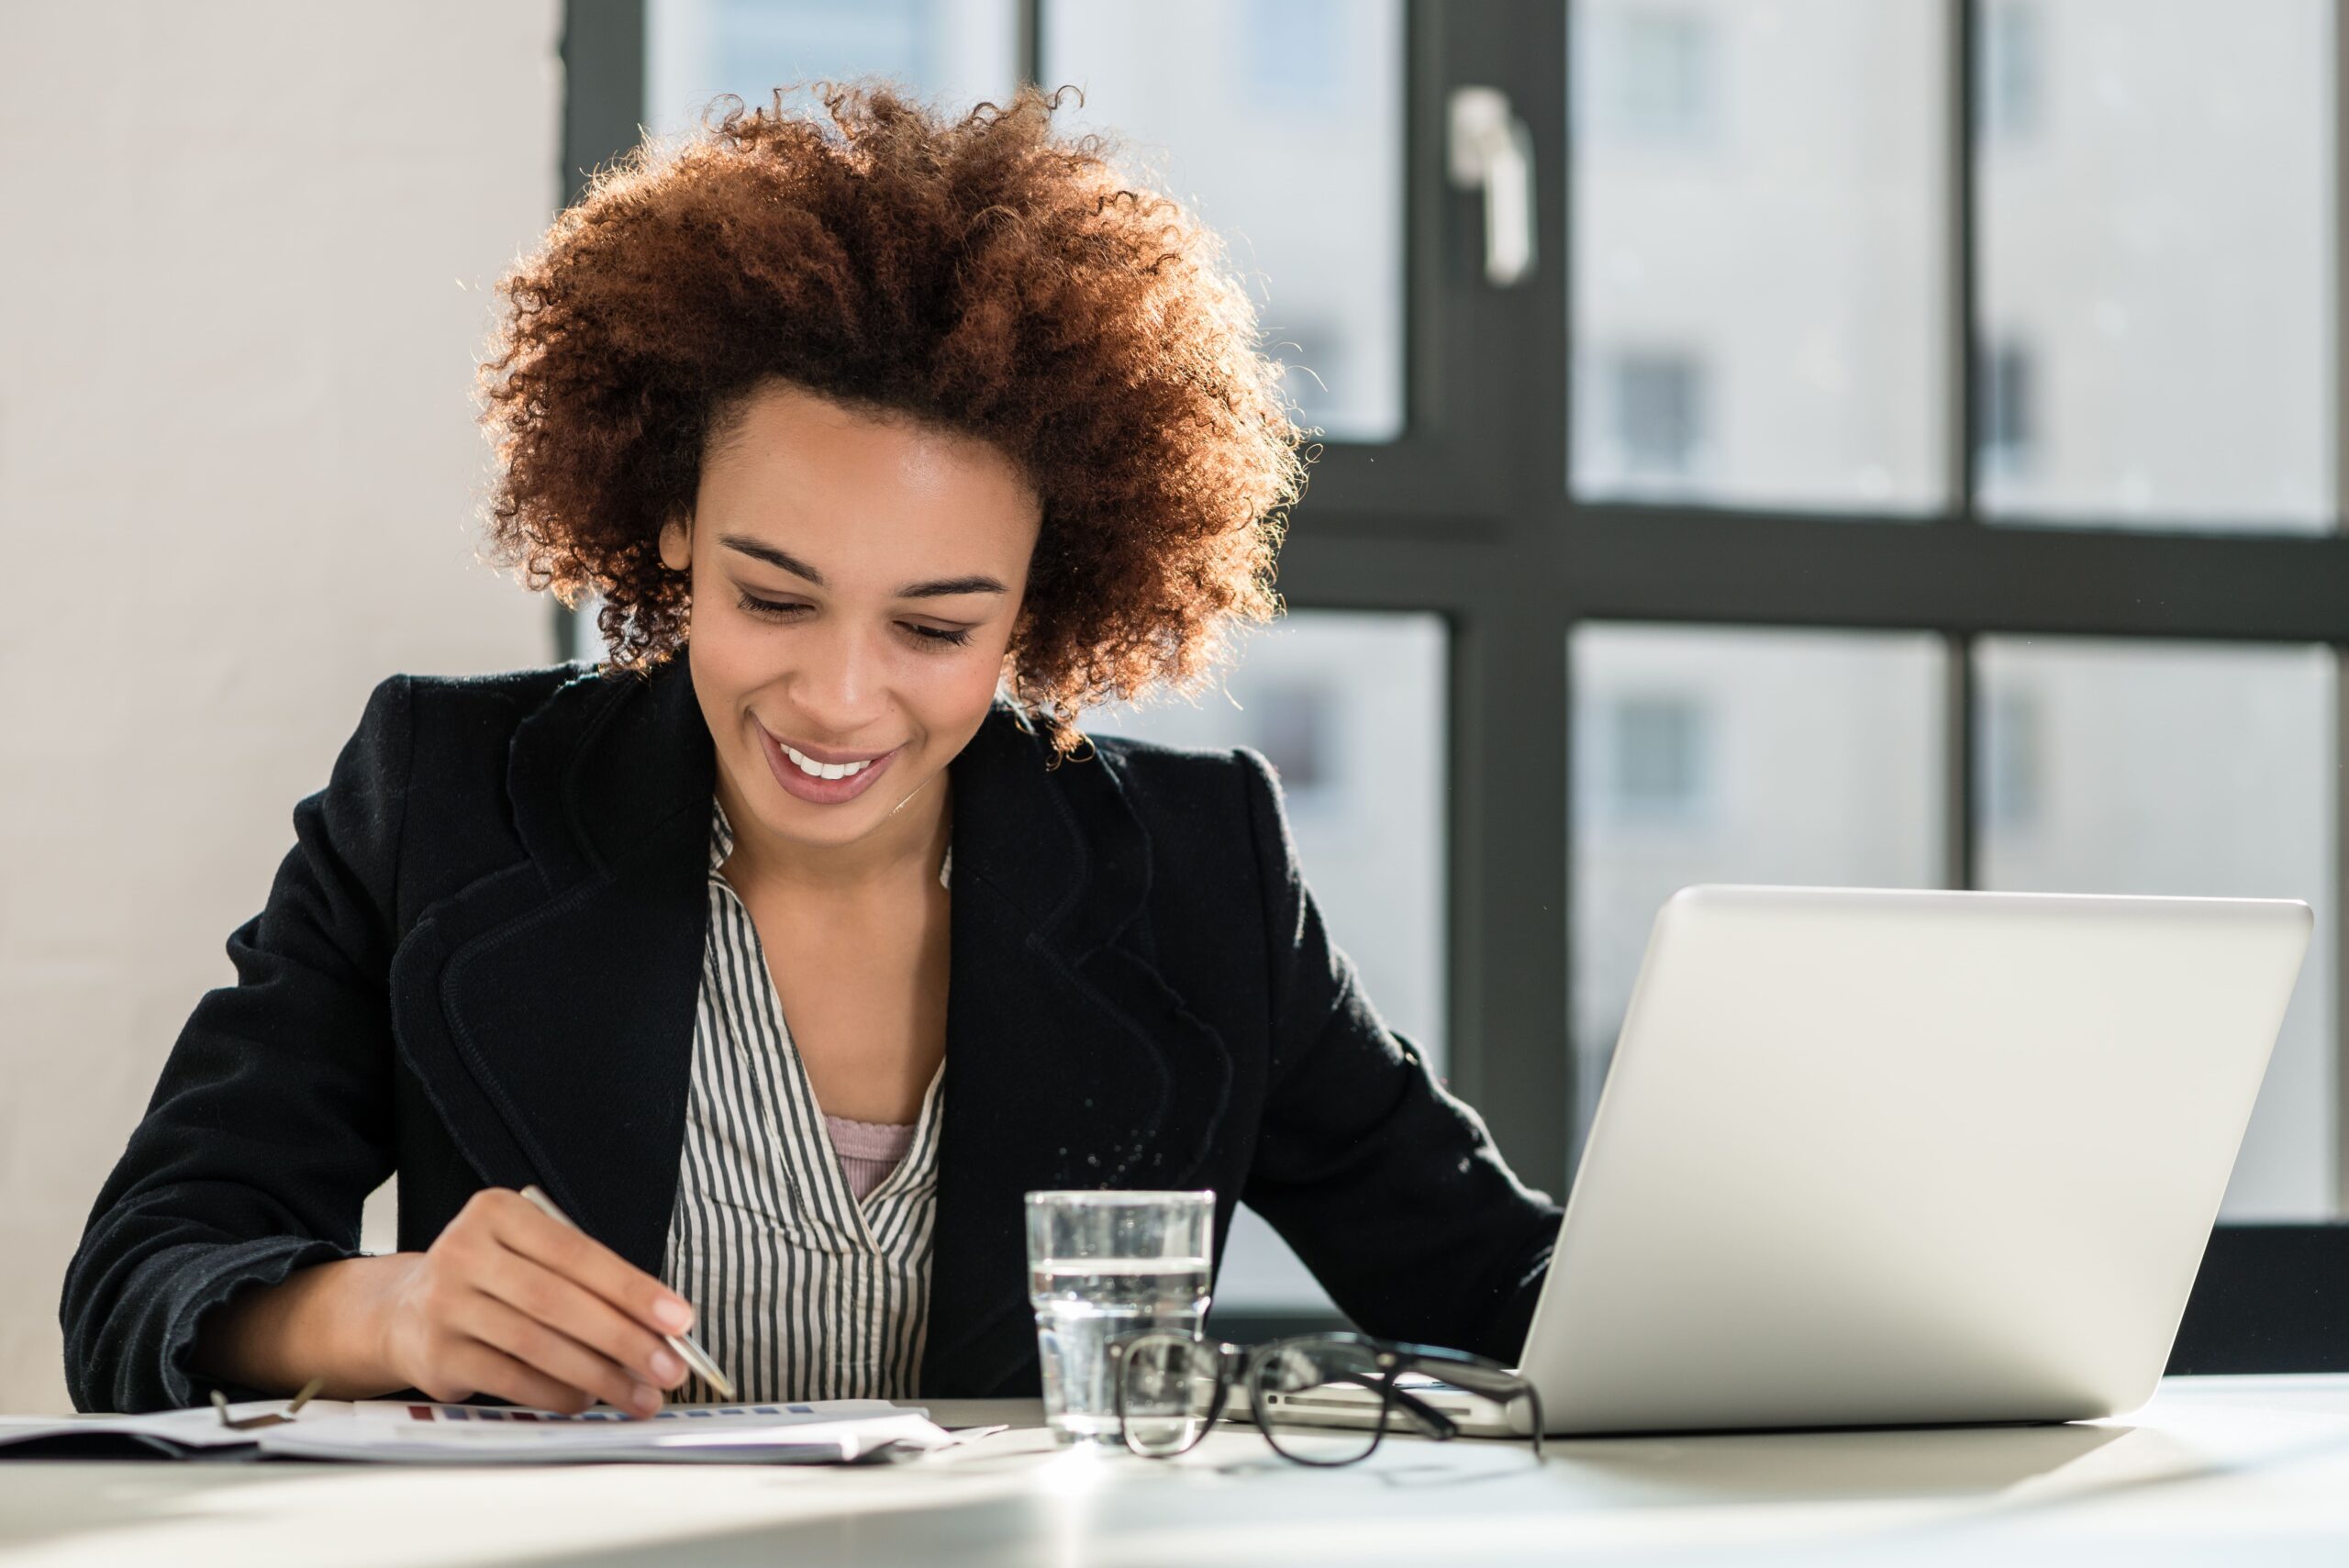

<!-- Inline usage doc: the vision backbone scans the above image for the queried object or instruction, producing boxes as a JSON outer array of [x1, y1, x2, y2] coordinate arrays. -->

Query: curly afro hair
[[475, 79, 1317, 751]]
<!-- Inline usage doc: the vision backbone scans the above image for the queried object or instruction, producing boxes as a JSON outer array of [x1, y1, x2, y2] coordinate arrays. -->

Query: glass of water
[[1025, 1190, 1214, 1446]]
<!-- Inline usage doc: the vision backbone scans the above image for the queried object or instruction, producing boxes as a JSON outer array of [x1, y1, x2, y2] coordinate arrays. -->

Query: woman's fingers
[[441, 1337, 597, 1417], [490, 1191, 696, 1337], [473, 1251, 685, 1392], [390, 1188, 696, 1418], [457, 1294, 660, 1416]]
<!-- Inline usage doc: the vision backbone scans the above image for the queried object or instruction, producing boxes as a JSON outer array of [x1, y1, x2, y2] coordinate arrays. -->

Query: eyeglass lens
[[1250, 1339, 1391, 1465], [1117, 1332, 1225, 1457], [1119, 1332, 1544, 1464]]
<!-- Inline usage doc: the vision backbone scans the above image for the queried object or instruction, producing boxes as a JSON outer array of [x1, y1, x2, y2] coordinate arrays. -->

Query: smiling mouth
[[775, 740, 889, 781]]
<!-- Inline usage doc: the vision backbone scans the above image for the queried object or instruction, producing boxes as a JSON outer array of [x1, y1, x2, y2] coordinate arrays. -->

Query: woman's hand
[[371, 1188, 696, 1416], [195, 1189, 697, 1416]]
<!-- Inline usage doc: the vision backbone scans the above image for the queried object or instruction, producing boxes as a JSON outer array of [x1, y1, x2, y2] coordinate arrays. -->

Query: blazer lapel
[[387, 659, 713, 1275], [919, 713, 1237, 1396]]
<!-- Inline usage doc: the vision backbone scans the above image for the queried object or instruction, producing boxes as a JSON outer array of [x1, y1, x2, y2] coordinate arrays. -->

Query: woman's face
[[659, 379, 1042, 858]]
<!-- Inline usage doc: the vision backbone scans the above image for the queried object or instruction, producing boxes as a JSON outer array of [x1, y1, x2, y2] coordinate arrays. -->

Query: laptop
[[1269, 884, 2312, 1438]]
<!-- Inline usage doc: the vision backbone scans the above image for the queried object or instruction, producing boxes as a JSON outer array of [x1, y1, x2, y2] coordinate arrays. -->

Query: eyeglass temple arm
[[1361, 1375, 1459, 1440], [1392, 1358, 1546, 1451], [1437, 1372, 1546, 1452], [1417, 1362, 1520, 1398]]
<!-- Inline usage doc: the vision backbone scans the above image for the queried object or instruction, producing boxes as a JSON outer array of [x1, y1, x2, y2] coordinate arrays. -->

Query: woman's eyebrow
[[896, 574, 1009, 599], [717, 535, 1007, 598], [719, 534, 825, 583]]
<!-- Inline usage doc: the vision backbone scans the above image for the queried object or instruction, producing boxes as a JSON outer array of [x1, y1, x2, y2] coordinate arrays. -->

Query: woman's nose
[[792, 619, 884, 730]]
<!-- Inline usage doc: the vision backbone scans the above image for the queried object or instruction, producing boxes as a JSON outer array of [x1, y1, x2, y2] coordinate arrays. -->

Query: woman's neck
[[714, 763, 952, 898]]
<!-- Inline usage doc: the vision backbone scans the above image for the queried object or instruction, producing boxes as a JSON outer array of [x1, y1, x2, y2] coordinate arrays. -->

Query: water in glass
[[1030, 1255, 1212, 1443]]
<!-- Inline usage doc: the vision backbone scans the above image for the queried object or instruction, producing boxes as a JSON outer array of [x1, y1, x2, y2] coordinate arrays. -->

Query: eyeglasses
[[1108, 1329, 1545, 1465]]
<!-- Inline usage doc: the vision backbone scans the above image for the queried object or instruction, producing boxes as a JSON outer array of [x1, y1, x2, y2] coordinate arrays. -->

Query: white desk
[[6, 1376, 2349, 1566]]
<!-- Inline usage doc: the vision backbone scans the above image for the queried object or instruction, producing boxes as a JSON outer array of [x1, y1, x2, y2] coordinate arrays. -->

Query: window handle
[[1447, 85, 1537, 287]]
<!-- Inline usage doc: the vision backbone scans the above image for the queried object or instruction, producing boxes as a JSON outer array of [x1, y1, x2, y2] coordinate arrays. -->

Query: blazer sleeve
[[60, 674, 414, 1412], [1232, 747, 1563, 1364]]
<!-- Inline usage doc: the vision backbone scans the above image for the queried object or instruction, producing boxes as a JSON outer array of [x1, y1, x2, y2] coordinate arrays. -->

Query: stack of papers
[[0, 1399, 955, 1465], [0, 1404, 263, 1460]]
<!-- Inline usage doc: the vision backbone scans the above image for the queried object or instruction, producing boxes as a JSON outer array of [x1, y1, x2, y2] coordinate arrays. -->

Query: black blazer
[[62, 655, 1563, 1412]]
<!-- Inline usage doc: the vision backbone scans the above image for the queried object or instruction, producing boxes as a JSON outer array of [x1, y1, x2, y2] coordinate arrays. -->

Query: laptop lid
[[1519, 884, 2311, 1436]]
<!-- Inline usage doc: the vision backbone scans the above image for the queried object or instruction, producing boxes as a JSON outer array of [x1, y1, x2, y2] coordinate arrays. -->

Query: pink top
[[825, 1114, 918, 1202]]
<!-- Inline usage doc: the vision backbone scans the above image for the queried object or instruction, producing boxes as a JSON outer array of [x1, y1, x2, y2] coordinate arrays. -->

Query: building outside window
[[1976, 337, 2037, 481], [1609, 350, 1707, 482], [1978, 0, 2043, 144], [1585, 3, 1714, 145]]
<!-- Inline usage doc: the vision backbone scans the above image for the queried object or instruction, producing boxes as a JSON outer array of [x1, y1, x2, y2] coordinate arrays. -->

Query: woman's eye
[[735, 592, 808, 619], [736, 591, 973, 648], [905, 623, 975, 648]]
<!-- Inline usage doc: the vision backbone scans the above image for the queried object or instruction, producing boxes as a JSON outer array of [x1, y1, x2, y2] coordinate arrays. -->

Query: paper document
[[0, 1399, 953, 1464], [261, 1399, 951, 1464], [0, 1402, 292, 1457]]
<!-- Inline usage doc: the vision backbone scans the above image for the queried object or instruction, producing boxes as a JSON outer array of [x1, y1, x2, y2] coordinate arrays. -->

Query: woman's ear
[[658, 517, 692, 573]]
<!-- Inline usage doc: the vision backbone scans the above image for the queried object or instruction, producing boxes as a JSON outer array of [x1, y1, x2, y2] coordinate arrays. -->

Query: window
[[1976, 336, 2036, 480], [1241, 683, 1337, 795], [1609, 350, 1706, 482], [1572, 626, 1944, 1167], [1595, 695, 1709, 821], [1976, 0, 2333, 529], [1976, 686, 2042, 831], [1241, 0, 1347, 108], [645, 0, 1020, 139], [1571, 0, 1948, 512], [1584, 5, 1714, 145], [1043, 0, 1406, 443], [1976, 639, 2337, 1220], [1977, 0, 2043, 144], [562, 0, 2349, 1363]]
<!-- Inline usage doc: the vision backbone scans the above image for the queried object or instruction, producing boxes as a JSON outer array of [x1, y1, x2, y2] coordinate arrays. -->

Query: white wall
[[0, 1, 562, 1412]]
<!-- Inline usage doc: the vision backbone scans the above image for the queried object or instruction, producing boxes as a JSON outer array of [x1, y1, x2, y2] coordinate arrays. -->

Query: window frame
[[558, 0, 2349, 1369]]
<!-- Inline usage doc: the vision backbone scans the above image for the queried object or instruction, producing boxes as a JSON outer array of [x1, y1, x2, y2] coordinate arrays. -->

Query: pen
[[517, 1184, 738, 1402]]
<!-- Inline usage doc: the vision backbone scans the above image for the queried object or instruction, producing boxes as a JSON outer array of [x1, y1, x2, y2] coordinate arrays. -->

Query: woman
[[62, 82, 1562, 1416]]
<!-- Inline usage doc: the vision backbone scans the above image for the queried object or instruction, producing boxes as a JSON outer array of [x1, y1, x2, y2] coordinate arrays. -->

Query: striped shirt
[[659, 797, 949, 1402]]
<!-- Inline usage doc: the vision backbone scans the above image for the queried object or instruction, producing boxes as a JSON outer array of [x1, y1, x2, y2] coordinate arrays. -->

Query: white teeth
[[781, 742, 873, 781]]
